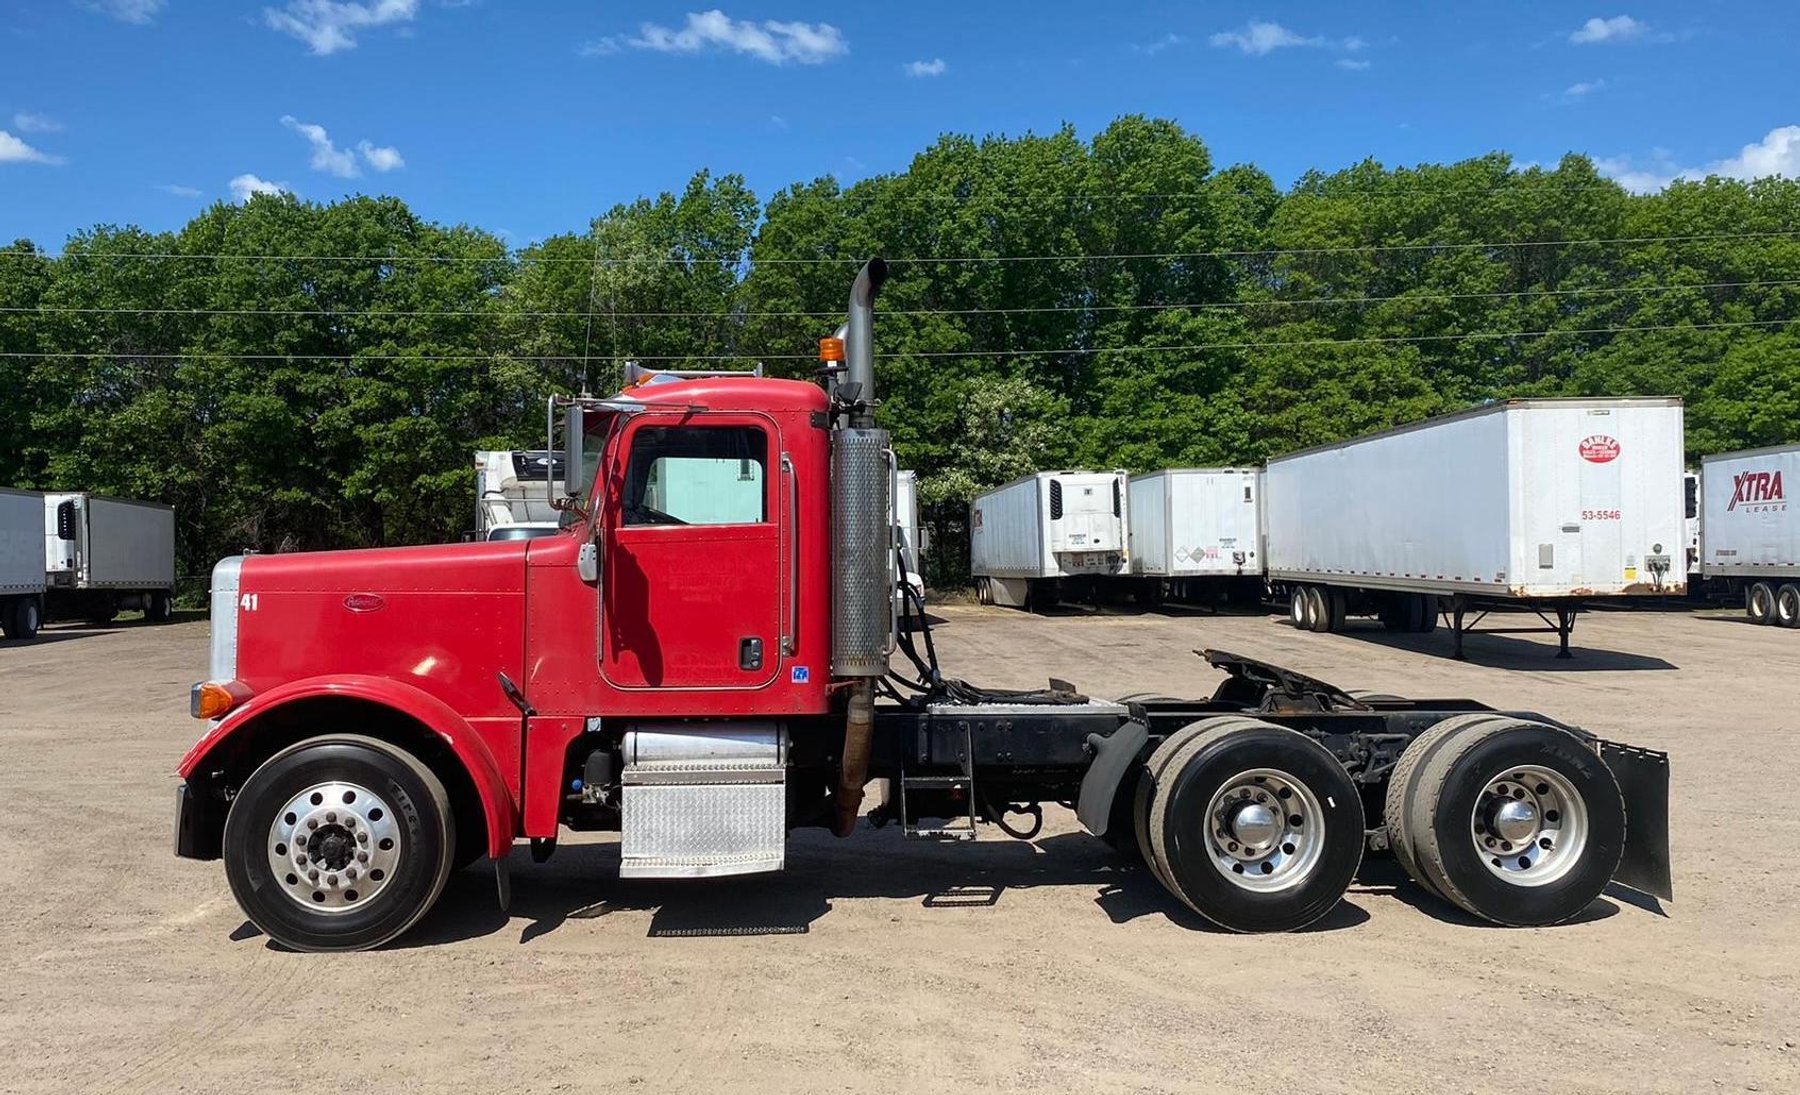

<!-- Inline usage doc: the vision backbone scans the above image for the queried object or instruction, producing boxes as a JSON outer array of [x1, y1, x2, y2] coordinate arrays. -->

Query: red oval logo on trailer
[[343, 593, 386, 613], [1579, 435, 1620, 463]]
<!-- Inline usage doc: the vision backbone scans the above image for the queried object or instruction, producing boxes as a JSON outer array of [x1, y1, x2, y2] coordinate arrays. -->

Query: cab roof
[[620, 374, 829, 415]]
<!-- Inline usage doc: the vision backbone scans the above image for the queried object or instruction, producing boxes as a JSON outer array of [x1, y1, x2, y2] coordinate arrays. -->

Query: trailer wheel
[[1303, 586, 1329, 632], [1287, 587, 1308, 629], [1147, 721, 1364, 932], [1382, 713, 1511, 901], [1748, 582, 1776, 625], [3, 597, 41, 641], [1325, 588, 1348, 633], [1405, 719, 1624, 927], [145, 590, 173, 623], [1415, 595, 1439, 633], [1777, 584, 1800, 629], [222, 734, 456, 952], [1379, 596, 1408, 632]]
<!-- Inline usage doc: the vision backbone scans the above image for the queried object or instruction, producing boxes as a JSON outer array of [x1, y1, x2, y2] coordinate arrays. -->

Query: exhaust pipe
[[831, 258, 889, 836]]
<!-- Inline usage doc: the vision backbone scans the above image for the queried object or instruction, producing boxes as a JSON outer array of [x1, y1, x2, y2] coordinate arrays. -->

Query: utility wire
[[4, 278, 1791, 321], [5, 231, 1796, 267], [2, 318, 1788, 364]]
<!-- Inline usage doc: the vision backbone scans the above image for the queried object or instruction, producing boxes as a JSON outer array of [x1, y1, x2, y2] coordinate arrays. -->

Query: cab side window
[[621, 425, 768, 526]]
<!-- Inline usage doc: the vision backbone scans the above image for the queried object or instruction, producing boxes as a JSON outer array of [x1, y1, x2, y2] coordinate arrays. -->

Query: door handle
[[739, 637, 764, 671]]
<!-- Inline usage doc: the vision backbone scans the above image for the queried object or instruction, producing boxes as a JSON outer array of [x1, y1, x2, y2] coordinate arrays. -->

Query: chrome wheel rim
[[1470, 766, 1587, 887], [266, 781, 404, 913], [1204, 769, 1325, 892]]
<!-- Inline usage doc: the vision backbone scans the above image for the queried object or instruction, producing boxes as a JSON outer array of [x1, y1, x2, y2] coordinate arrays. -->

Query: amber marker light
[[819, 336, 845, 362], [190, 681, 240, 720]]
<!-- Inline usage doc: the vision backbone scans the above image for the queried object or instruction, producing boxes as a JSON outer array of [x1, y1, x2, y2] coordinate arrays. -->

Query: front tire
[[1147, 721, 1364, 932], [1404, 720, 1624, 926], [223, 735, 455, 952]]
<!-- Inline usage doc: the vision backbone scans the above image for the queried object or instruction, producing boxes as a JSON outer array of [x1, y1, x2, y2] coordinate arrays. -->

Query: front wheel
[[222, 735, 455, 952]]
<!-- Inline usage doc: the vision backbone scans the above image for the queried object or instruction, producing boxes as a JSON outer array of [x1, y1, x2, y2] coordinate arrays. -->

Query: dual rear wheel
[[1748, 581, 1800, 628], [1114, 714, 1626, 930]]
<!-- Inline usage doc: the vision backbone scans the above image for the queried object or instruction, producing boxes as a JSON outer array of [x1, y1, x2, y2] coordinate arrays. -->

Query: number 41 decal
[[240, 593, 259, 612]]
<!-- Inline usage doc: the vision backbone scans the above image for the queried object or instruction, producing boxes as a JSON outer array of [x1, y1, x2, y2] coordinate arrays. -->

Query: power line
[[2, 318, 1787, 364], [5, 231, 1796, 267], [3, 278, 1794, 322]]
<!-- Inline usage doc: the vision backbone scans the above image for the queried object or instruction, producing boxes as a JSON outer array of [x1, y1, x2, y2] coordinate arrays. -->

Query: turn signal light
[[818, 336, 845, 362], [190, 681, 238, 720]]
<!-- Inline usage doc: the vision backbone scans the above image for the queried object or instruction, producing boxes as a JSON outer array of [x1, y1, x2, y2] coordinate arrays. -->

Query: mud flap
[[1598, 740, 1672, 901], [1076, 720, 1148, 838]]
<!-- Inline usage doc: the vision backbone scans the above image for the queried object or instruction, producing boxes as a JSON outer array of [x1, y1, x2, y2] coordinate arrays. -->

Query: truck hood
[[225, 540, 531, 719]]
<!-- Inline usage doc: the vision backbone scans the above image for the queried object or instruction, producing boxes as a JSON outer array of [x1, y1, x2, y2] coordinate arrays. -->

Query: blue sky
[[3, 1, 1797, 250]]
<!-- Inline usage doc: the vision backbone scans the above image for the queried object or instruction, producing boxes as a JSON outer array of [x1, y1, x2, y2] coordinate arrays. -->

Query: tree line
[[3, 115, 1796, 585]]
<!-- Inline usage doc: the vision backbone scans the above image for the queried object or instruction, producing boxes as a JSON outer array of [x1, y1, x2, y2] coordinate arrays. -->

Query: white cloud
[[1209, 21, 1323, 56], [357, 140, 404, 172], [264, 0, 419, 55], [84, 0, 165, 24], [1570, 15, 1646, 44], [0, 130, 63, 165], [769, 114, 788, 129], [159, 184, 204, 197], [1597, 126, 1800, 193], [1563, 78, 1606, 99], [1343, 35, 1367, 52], [579, 37, 621, 56], [1336, 58, 1371, 71], [904, 57, 946, 77], [229, 173, 291, 202], [623, 10, 848, 65], [12, 111, 63, 133], [282, 114, 359, 177], [1133, 33, 1185, 56]]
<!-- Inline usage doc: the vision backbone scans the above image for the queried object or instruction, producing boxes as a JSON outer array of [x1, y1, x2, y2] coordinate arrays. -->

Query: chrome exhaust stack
[[830, 258, 891, 836]]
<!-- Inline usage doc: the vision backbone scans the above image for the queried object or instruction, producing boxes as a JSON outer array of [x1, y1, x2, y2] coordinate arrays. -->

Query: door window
[[621, 425, 767, 526]]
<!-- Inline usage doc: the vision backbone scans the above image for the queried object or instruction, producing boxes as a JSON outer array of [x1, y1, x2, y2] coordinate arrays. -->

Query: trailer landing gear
[[1448, 596, 1579, 660]]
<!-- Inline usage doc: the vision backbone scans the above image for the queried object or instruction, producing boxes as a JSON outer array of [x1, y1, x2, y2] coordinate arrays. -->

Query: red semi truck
[[174, 261, 1671, 952]]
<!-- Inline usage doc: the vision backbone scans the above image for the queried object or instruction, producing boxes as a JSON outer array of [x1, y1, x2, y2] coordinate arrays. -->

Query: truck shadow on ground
[[292, 823, 1649, 950], [1315, 621, 1678, 672], [1350, 857, 1621, 927]]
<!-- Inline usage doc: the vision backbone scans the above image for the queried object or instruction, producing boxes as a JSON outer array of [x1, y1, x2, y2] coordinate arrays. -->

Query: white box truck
[[1696, 443, 1800, 626], [893, 469, 925, 618], [970, 470, 1129, 609], [1, 488, 47, 640], [1127, 468, 1264, 604], [43, 492, 176, 624], [1265, 398, 1686, 658]]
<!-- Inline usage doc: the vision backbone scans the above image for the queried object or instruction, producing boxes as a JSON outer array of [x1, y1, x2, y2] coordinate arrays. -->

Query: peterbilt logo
[[1579, 435, 1620, 463], [1728, 469, 1786, 512], [343, 593, 386, 613]]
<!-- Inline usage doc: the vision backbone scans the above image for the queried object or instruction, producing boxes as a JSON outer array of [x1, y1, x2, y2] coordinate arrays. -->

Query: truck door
[[600, 413, 784, 690]]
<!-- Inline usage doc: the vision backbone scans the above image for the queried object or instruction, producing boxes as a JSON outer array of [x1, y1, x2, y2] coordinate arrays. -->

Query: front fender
[[177, 675, 517, 860]]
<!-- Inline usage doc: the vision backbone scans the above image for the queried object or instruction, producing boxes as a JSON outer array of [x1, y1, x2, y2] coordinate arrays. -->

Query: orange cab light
[[818, 336, 845, 362], [190, 681, 238, 720]]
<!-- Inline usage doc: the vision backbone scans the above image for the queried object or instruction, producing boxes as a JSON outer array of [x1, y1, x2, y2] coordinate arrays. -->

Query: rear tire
[[1148, 722, 1364, 932], [1325, 588, 1348, 633], [1414, 594, 1439, 633], [1304, 586, 1329, 632], [1383, 714, 1511, 902], [1288, 587, 1308, 629], [1777, 584, 1800, 629], [222, 734, 456, 952], [1407, 720, 1624, 926], [4, 597, 42, 640], [145, 590, 173, 623], [1133, 716, 1268, 895], [1748, 582, 1776, 624]]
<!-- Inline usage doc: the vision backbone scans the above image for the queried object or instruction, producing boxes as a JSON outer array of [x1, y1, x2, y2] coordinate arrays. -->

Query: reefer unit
[[1, 488, 46, 640], [971, 471, 1128, 607], [43, 492, 176, 624], [1266, 399, 1686, 657], [1698, 443, 1800, 626], [1128, 468, 1264, 578]]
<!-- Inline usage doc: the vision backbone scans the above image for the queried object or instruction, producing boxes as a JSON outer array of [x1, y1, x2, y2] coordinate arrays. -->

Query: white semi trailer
[[1265, 398, 1686, 658], [1696, 443, 1800, 626], [1, 488, 46, 640], [43, 492, 176, 624], [1127, 468, 1264, 604], [971, 470, 1129, 609]]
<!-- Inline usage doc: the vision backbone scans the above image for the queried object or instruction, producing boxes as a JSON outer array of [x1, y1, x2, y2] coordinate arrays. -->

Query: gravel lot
[[1, 602, 1795, 1094]]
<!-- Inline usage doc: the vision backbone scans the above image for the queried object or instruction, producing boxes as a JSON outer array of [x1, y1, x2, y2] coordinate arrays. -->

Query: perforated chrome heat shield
[[831, 428, 892, 677]]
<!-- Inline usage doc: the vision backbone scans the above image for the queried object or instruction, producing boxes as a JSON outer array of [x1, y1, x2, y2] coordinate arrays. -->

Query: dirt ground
[[1, 601, 1796, 1094]]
